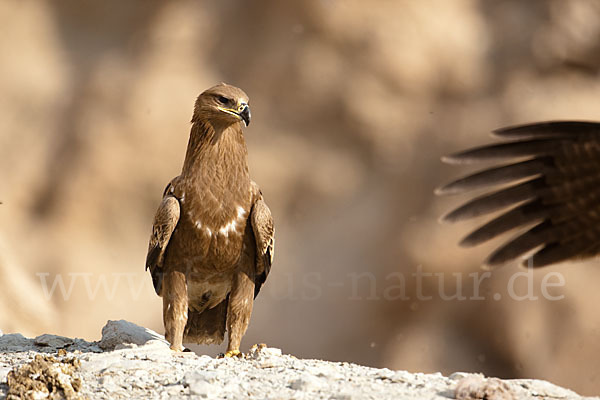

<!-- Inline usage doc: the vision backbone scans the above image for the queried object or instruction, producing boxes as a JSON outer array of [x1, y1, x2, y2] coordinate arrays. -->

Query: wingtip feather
[[441, 154, 467, 164], [434, 185, 452, 196]]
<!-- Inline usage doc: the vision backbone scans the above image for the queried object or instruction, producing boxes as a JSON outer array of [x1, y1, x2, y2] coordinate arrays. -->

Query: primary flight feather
[[437, 121, 600, 268]]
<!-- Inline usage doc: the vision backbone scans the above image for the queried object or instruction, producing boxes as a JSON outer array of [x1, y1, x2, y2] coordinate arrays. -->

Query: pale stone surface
[[98, 319, 169, 351], [0, 321, 596, 400]]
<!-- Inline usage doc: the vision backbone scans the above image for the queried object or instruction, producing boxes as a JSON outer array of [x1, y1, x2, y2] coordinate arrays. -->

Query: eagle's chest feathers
[[180, 184, 250, 310], [182, 185, 250, 240], [174, 124, 252, 267]]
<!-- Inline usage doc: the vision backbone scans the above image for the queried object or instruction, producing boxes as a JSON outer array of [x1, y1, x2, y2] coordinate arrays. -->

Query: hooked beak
[[217, 103, 251, 127], [239, 104, 251, 127]]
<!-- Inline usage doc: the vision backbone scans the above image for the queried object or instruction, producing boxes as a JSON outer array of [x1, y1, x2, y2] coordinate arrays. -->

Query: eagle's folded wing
[[250, 183, 274, 298], [146, 182, 180, 294], [437, 121, 600, 267]]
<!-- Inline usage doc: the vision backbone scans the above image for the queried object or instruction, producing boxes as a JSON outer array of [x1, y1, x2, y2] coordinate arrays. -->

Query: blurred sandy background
[[1, 0, 600, 395]]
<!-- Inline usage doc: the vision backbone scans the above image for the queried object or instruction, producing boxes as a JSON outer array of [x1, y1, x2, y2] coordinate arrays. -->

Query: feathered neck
[[181, 120, 248, 179]]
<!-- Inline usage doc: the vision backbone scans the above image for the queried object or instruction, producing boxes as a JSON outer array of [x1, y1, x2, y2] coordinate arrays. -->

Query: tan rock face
[[0, 0, 599, 396]]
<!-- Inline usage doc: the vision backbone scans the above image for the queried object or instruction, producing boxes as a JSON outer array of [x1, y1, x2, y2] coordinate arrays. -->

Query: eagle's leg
[[224, 270, 255, 357], [162, 270, 188, 352]]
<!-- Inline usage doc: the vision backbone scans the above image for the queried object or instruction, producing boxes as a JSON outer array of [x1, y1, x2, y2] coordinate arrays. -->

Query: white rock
[[514, 379, 579, 398], [449, 371, 473, 380], [0, 366, 11, 382], [98, 320, 169, 351], [0, 320, 590, 400], [188, 380, 216, 397], [289, 374, 324, 391], [247, 344, 283, 359], [184, 371, 219, 398], [261, 347, 282, 357], [99, 375, 121, 392], [330, 395, 353, 400], [167, 384, 186, 396]]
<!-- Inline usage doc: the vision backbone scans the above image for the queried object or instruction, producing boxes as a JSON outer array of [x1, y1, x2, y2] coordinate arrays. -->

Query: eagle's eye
[[217, 95, 229, 104]]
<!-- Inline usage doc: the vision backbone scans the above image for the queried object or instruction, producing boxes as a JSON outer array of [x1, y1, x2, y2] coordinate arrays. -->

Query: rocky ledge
[[0, 320, 595, 400]]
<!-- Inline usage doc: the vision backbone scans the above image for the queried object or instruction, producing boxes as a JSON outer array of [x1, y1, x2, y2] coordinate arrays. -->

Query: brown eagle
[[145, 83, 274, 356], [437, 121, 600, 268]]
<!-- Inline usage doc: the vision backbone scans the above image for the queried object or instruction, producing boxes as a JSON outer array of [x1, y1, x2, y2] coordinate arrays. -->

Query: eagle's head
[[193, 83, 251, 127]]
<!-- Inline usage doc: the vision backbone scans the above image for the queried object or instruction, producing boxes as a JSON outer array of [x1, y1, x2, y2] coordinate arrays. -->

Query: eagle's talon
[[224, 350, 242, 358], [170, 344, 185, 352]]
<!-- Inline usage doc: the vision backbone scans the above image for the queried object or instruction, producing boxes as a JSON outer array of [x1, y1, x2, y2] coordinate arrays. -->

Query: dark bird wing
[[250, 182, 274, 298], [436, 121, 600, 268], [146, 180, 181, 294]]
